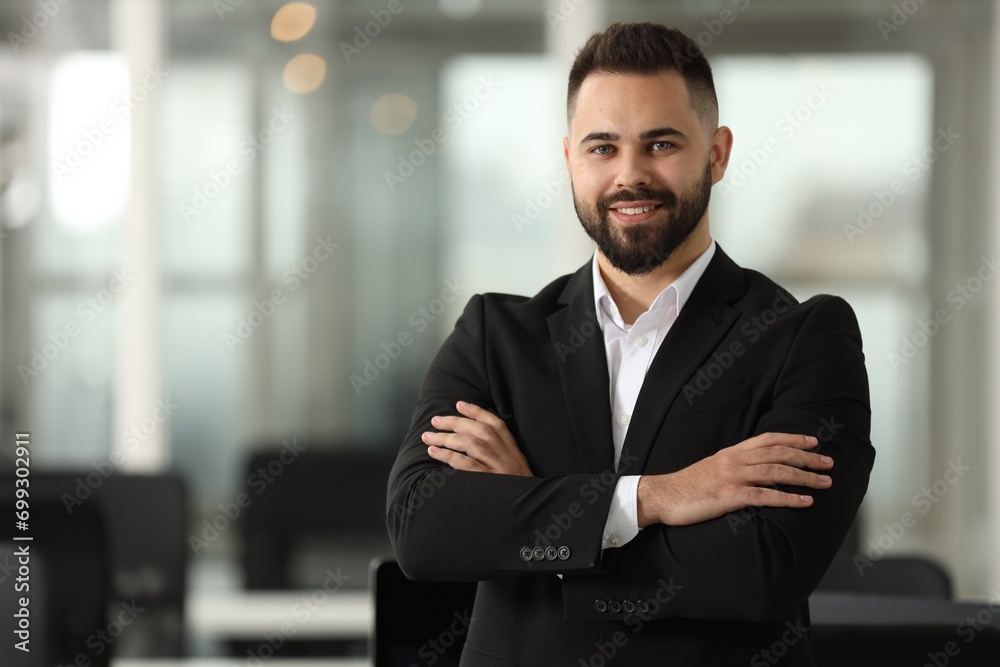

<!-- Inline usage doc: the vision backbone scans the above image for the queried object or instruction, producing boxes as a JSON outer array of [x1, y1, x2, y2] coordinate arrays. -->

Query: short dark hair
[[567, 22, 718, 131]]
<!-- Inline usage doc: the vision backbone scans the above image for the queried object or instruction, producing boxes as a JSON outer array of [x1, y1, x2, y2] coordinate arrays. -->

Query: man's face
[[563, 70, 729, 275]]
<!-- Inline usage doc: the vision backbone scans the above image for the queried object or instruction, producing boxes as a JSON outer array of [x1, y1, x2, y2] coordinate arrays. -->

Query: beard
[[573, 159, 713, 276]]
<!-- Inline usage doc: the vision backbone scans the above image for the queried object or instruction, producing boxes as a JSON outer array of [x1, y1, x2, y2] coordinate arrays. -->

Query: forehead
[[571, 70, 696, 136]]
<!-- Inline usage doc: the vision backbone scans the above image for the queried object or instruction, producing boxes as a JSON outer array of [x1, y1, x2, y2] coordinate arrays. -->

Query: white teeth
[[618, 205, 656, 215]]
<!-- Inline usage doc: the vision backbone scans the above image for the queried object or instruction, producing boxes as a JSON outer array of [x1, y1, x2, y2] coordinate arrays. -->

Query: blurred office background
[[1, 0, 999, 661]]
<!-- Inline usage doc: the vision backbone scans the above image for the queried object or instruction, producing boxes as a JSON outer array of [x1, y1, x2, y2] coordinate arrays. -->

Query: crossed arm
[[422, 400, 834, 529], [389, 293, 873, 621]]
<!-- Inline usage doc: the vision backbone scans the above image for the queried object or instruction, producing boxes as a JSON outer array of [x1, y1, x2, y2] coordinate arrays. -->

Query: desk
[[187, 590, 371, 640], [190, 591, 1000, 636], [113, 661, 370, 667], [810, 592, 1000, 627]]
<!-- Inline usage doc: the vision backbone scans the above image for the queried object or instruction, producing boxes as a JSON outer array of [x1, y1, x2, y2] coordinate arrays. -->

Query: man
[[387, 22, 873, 666]]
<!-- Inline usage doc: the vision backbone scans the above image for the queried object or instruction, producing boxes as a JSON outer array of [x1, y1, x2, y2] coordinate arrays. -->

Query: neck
[[597, 226, 711, 325]]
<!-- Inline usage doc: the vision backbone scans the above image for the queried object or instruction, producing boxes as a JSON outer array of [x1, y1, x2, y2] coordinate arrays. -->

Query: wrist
[[637, 474, 665, 528]]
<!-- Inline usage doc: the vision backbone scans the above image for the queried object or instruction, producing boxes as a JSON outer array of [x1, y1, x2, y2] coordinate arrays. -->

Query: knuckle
[[760, 463, 783, 479], [451, 455, 474, 470], [746, 486, 771, 503]]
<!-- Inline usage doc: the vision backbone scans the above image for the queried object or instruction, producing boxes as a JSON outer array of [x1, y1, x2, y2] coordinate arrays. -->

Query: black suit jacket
[[387, 246, 874, 666]]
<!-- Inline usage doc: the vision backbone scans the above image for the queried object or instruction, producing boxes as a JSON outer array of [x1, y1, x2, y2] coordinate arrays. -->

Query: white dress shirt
[[596, 239, 717, 550]]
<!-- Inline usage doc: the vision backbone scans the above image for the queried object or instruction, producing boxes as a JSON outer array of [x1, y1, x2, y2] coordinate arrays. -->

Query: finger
[[741, 486, 815, 509], [432, 415, 497, 443], [744, 463, 832, 489], [426, 445, 489, 473], [739, 432, 819, 452], [435, 411, 522, 468], [428, 419, 502, 464], [747, 445, 834, 471], [422, 431, 498, 468], [455, 402, 521, 452], [456, 401, 505, 430], [457, 401, 521, 453]]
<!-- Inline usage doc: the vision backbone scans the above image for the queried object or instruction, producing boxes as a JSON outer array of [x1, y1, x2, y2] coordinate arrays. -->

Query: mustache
[[599, 186, 678, 209]]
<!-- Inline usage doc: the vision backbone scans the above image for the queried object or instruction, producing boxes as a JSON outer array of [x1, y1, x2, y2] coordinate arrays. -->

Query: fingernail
[[800, 495, 813, 503], [806, 436, 818, 444], [431, 416, 440, 424], [457, 401, 467, 408], [819, 475, 832, 483], [820, 456, 833, 465]]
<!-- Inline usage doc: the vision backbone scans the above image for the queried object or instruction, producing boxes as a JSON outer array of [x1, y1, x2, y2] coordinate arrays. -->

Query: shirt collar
[[592, 238, 717, 331]]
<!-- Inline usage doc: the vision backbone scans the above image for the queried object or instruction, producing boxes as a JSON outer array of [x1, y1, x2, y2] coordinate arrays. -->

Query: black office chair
[[813, 623, 1000, 666], [238, 444, 396, 657], [817, 555, 952, 599], [370, 557, 477, 667], [0, 495, 110, 667], [0, 472, 188, 657], [241, 443, 396, 591], [90, 473, 188, 656]]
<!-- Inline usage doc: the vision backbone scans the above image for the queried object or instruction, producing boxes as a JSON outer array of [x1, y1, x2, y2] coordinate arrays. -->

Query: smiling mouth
[[607, 202, 663, 223], [614, 204, 659, 215]]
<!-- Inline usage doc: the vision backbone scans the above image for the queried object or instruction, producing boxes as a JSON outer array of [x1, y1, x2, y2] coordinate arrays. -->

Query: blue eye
[[651, 141, 674, 151], [592, 145, 612, 155]]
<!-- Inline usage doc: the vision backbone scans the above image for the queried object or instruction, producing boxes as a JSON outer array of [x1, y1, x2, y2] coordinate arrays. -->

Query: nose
[[613, 149, 653, 190]]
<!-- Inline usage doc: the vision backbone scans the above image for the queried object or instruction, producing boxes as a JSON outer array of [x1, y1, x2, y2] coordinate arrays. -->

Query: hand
[[637, 432, 833, 528], [422, 401, 533, 477]]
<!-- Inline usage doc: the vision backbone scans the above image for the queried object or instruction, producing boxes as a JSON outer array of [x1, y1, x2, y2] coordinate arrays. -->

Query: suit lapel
[[618, 245, 747, 474], [546, 246, 747, 476], [547, 261, 616, 474]]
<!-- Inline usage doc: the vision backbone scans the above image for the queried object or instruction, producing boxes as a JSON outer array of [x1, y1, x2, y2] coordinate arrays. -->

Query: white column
[[111, 0, 167, 471]]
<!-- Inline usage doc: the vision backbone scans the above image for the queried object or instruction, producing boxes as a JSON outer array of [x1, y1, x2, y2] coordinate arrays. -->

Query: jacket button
[[623, 600, 635, 613], [594, 600, 608, 613], [636, 600, 649, 613], [544, 546, 557, 560], [557, 546, 571, 560], [532, 547, 545, 561], [608, 600, 622, 613], [519, 547, 532, 562]]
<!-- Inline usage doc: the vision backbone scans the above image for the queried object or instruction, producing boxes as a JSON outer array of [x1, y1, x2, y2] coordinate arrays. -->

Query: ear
[[563, 135, 571, 172], [709, 126, 734, 185]]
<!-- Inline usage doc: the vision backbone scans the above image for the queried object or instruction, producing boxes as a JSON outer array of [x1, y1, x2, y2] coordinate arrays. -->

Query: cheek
[[656, 163, 697, 191], [571, 162, 611, 200]]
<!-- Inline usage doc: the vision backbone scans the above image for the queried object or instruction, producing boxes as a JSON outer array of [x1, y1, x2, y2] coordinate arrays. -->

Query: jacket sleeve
[[386, 294, 618, 581], [560, 295, 875, 622]]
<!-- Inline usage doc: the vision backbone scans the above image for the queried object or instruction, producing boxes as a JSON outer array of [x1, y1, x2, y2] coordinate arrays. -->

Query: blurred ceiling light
[[271, 2, 316, 42], [438, 0, 481, 20], [283, 53, 326, 93], [370, 93, 418, 136]]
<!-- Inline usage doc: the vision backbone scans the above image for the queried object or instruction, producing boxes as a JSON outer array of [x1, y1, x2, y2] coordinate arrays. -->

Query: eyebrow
[[579, 127, 688, 146]]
